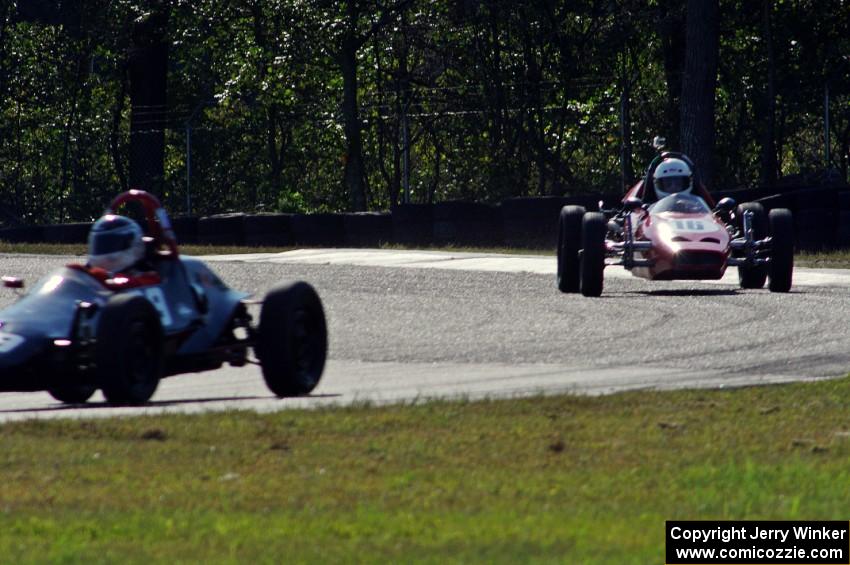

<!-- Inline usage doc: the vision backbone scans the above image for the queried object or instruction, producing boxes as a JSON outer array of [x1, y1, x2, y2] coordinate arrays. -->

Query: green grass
[[3, 378, 850, 563], [0, 241, 294, 257], [0, 241, 539, 257], [795, 250, 850, 269], [378, 242, 552, 255], [6, 241, 850, 267]]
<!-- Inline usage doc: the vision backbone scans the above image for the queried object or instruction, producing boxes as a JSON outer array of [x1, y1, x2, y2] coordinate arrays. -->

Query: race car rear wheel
[[96, 294, 163, 405], [580, 212, 606, 297], [257, 281, 327, 397], [48, 384, 96, 404], [557, 205, 585, 293], [768, 208, 794, 292], [736, 202, 768, 289]]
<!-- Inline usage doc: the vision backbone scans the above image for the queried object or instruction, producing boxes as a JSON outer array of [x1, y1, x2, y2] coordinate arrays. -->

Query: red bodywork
[[620, 186, 731, 281]]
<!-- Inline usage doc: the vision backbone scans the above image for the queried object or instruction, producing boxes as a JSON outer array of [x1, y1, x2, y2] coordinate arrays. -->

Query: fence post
[[824, 82, 831, 167], [184, 100, 209, 216], [185, 123, 192, 215]]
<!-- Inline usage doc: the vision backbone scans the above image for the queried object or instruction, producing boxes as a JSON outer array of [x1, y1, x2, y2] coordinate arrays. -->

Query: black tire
[[580, 212, 606, 297], [48, 384, 97, 404], [257, 281, 327, 397], [96, 294, 163, 405], [736, 202, 768, 289], [557, 206, 585, 293], [768, 208, 794, 292]]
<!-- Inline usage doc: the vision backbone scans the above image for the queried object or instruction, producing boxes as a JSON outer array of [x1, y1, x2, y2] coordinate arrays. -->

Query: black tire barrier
[[563, 193, 604, 210], [43, 222, 90, 244], [837, 210, 850, 248], [714, 188, 761, 205], [291, 213, 345, 247], [0, 225, 45, 244], [795, 208, 836, 251], [392, 204, 433, 246], [756, 193, 793, 212], [433, 201, 502, 247], [28, 188, 850, 254], [343, 212, 392, 248], [502, 196, 567, 249], [790, 188, 837, 212], [243, 214, 294, 247], [197, 214, 246, 246], [170, 216, 199, 245]]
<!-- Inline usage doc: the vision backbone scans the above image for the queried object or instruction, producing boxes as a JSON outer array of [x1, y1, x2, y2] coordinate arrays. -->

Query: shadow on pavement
[[0, 393, 342, 414]]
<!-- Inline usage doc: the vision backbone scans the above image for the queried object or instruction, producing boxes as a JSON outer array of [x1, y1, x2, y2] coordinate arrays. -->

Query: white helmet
[[653, 157, 693, 198], [87, 214, 145, 273]]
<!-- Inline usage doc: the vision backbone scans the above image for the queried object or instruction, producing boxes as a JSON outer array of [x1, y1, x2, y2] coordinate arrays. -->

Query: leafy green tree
[[1, 0, 847, 227]]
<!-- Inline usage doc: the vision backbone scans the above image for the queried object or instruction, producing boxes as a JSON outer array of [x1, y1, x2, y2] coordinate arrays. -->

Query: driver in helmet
[[652, 157, 693, 200], [84, 214, 159, 288], [610, 151, 715, 235], [647, 155, 716, 207]]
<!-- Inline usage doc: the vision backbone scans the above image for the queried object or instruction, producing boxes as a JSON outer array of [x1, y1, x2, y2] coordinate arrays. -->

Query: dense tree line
[[1, 0, 848, 224]]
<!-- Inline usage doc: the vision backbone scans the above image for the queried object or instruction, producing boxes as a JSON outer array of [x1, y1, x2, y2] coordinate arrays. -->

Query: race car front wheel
[[257, 281, 327, 397], [48, 384, 96, 404], [96, 294, 164, 405], [768, 208, 794, 292], [580, 212, 606, 297], [557, 205, 585, 293]]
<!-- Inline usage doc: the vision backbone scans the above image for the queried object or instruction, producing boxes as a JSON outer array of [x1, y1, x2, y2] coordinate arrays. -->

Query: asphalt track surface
[[1, 248, 849, 421]]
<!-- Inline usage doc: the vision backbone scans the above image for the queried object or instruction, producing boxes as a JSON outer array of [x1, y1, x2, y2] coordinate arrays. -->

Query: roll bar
[[107, 190, 179, 258]]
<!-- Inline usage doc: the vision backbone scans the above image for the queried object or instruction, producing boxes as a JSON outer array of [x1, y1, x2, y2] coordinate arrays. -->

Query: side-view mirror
[[2, 276, 24, 290], [624, 197, 644, 212], [714, 197, 736, 213]]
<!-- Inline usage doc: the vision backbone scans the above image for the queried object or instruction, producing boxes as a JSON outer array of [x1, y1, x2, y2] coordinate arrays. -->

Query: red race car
[[557, 142, 794, 297]]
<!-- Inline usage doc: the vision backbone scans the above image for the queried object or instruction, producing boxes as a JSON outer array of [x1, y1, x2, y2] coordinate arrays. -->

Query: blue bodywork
[[0, 256, 249, 391]]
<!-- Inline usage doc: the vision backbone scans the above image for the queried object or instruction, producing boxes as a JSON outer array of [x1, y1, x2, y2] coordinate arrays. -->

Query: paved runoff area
[[205, 248, 850, 287], [1, 248, 849, 420]]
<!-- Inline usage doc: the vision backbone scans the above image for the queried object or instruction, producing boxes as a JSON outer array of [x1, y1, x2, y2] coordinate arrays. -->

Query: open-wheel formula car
[[0, 190, 327, 405], [557, 144, 794, 297]]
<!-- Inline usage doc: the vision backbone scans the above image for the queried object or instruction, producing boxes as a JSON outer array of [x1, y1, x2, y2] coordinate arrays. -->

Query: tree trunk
[[111, 72, 129, 193], [620, 49, 633, 190], [128, 8, 169, 196], [428, 146, 441, 205], [656, 0, 686, 148], [59, 51, 85, 223], [759, 0, 778, 187], [266, 105, 288, 204], [680, 0, 719, 187], [340, 38, 367, 211]]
